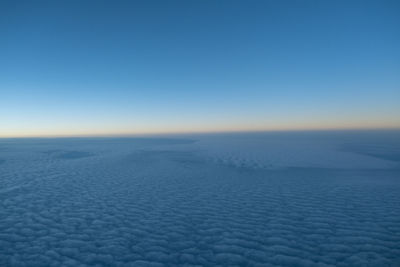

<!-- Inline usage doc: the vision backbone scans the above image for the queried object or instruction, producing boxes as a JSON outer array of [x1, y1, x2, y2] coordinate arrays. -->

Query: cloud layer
[[0, 133, 399, 266]]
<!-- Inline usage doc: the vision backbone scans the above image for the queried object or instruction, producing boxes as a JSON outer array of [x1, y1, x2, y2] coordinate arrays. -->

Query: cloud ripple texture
[[0, 131, 399, 266]]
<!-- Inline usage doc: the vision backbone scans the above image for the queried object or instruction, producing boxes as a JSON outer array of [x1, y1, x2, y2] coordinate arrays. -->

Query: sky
[[1, 0, 399, 137]]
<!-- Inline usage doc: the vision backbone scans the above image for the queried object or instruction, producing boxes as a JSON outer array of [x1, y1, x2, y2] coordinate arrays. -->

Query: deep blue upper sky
[[1, 0, 399, 137]]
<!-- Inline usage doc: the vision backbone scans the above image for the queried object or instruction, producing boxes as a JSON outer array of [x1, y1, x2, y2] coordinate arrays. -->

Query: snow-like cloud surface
[[0, 132, 399, 266]]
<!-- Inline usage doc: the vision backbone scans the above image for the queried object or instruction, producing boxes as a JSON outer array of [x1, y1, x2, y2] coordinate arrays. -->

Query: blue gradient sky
[[1, 0, 399, 137]]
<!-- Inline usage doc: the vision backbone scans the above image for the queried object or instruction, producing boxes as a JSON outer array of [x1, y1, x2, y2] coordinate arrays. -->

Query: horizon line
[[1, 126, 399, 139]]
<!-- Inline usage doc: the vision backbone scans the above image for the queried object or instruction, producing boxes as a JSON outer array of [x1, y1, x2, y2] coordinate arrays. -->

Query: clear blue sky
[[1, 0, 399, 137]]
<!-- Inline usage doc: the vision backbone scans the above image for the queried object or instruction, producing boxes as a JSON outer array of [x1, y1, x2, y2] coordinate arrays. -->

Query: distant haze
[[1, 0, 399, 137]]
